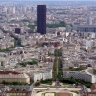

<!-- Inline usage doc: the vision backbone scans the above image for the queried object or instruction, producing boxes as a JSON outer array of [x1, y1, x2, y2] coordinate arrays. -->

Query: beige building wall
[[0, 73, 30, 84]]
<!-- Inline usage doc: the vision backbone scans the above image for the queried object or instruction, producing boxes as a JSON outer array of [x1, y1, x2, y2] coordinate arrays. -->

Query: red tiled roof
[[0, 71, 21, 74]]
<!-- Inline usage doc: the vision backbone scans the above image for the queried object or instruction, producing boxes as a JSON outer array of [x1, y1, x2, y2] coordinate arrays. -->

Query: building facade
[[30, 70, 52, 82], [63, 71, 96, 83], [37, 5, 46, 35], [75, 25, 96, 32], [15, 28, 21, 34], [0, 71, 30, 84]]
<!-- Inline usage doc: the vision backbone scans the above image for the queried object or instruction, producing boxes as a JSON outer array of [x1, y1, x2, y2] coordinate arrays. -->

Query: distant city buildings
[[75, 25, 96, 32], [1, 2, 96, 93]]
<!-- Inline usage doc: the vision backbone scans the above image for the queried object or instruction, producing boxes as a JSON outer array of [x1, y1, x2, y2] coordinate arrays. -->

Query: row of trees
[[34, 79, 52, 86], [54, 49, 63, 80], [2, 81, 28, 85], [46, 21, 66, 28], [27, 21, 66, 30], [53, 57, 58, 81], [27, 24, 35, 29], [18, 60, 38, 67], [54, 49, 62, 57], [57, 58, 63, 81], [53, 49, 63, 81], [60, 77, 91, 88]]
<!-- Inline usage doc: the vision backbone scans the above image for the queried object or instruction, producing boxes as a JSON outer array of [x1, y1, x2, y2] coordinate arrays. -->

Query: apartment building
[[0, 71, 30, 84]]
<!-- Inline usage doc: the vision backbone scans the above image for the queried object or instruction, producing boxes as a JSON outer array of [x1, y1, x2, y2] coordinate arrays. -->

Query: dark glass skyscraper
[[37, 5, 46, 35], [15, 28, 21, 34]]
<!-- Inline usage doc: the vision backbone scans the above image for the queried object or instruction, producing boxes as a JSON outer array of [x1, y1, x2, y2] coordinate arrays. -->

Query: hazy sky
[[0, 0, 96, 1], [36, 0, 96, 1], [3, 0, 96, 1], [21, 0, 96, 1], [25, 0, 96, 1]]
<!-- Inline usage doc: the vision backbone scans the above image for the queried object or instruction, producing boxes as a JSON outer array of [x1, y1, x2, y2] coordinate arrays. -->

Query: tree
[[34, 82, 40, 86], [1, 61, 3, 66], [46, 21, 66, 28], [70, 77, 76, 83]]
